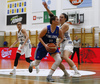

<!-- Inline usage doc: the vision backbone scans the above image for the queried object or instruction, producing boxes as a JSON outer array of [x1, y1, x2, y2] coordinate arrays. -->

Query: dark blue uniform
[[35, 25, 59, 60]]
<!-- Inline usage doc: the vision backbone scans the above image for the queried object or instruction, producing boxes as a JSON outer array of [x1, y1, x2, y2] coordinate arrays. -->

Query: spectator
[[32, 44, 36, 47], [86, 43, 91, 47], [94, 43, 99, 47], [3, 41, 8, 47]]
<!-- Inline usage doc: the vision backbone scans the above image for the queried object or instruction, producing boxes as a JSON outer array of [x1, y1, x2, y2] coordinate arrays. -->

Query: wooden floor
[[0, 59, 100, 84]]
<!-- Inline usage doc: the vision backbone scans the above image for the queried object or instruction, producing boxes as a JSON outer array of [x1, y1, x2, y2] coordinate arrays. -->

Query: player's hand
[[42, 2, 48, 8], [55, 43, 59, 47], [9, 45, 13, 49], [45, 44, 50, 51]]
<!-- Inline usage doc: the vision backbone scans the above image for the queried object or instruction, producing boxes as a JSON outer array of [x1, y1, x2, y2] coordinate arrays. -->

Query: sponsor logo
[[33, 16, 43, 20], [33, 16, 36, 20], [1, 48, 12, 58], [69, 0, 83, 5], [10, 15, 23, 24]]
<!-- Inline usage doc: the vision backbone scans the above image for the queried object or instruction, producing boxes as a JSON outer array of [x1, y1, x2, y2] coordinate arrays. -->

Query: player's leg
[[71, 48, 75, 60], [25, 58, 32, 63], [10, 52, 21, 75], [25, 43, 32, 63], [10, 44, 24, 75], [59, 63, 70, 78], [29, 47, 47, 73], [63, 50, 81, 77], [59, 43, 70, 78], [47, 53, 62, 82]]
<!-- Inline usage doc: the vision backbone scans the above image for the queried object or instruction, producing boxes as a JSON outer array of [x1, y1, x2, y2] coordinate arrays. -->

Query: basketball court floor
[[0, 59, 100, 84]]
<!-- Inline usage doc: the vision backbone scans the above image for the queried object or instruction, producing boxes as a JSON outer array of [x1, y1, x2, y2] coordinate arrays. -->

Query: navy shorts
[[34, 46, 59, 60]]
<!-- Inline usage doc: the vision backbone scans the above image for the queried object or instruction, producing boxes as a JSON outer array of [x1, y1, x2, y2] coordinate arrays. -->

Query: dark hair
[[61, 13, 68, 22], [49, 14, 54, 17], [17, 22, 22, 25], [50, 16, 57, 24]]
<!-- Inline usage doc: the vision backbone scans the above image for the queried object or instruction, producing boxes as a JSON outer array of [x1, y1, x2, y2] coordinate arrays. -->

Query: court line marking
[[0, 69, 96, 77]]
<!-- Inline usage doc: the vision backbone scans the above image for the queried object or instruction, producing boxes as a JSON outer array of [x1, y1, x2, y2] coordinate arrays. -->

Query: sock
[[72, 65, 78, 73], [14, 66, 16, 70], [49, 63, 58, 76]]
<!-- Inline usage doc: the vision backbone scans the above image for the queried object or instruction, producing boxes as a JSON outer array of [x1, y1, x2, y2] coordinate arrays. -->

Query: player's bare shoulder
[[63, 23, 69, 29], [21, 28, 26, 33], [61, 23, 69, 32]]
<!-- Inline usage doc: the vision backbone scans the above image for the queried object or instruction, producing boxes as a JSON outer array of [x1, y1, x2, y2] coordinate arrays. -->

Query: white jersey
[[59, 23, 71, 40], [59, 23, 73, 56], [17, 29, 30, 44]]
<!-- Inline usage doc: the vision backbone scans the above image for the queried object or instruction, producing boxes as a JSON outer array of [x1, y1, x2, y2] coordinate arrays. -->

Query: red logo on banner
[[69, 0, 83, 5], [33, 16, 36, 20]]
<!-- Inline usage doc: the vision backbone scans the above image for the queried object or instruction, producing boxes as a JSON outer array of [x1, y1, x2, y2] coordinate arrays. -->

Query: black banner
[[7, 14, 26, 25]]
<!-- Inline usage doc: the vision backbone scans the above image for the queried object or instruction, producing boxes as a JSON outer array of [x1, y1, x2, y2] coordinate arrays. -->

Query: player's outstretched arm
[[42, 2, 54, 17], [9, 37, 18, 49]]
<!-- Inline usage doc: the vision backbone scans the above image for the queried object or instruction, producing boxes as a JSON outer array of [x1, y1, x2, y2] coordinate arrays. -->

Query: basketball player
[[42, 2, 81, 78], [28, 16, 64, 82], [9, 22, 38, 75]]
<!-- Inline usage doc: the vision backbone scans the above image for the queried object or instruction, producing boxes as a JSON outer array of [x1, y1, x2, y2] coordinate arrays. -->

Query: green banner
[[44, 10, 56, 23]]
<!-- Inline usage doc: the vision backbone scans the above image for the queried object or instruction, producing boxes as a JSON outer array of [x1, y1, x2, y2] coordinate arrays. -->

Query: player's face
[[59, 14, 66, 24], [54, 17, 59, 25], [17, 23, 22, 30], [75, 36, 78, 40]]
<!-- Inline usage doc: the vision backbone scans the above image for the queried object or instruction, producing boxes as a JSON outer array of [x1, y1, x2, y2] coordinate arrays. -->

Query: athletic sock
[[72, 65, 78, 73]]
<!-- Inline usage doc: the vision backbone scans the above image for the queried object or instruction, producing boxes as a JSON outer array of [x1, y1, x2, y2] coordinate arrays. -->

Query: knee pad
[[53, 53, 62, 66]]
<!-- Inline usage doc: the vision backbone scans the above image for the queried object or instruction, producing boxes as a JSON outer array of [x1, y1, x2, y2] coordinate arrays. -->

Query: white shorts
[[17, 44, 32, 58], [60, 40, 73, 57]]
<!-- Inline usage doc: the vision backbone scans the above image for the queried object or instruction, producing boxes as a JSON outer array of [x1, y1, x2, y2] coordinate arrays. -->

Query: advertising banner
[[7, 0, 27, 15], [62, 0, 92, 9], [0, 47, 100, 63], [7, 13, 26, 25], [32, 12, 43, 24], [44, 10, 56, 23]]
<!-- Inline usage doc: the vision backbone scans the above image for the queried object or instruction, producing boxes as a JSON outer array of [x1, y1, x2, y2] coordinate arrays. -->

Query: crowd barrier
[[0, 47, 100, 63]]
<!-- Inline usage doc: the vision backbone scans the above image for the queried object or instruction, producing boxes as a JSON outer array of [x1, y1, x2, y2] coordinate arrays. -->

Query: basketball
[[47, 43, 57, 53]]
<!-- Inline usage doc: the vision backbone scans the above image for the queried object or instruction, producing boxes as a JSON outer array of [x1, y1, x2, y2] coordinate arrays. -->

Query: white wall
[[0, 0, 6, 31], [0, 0, 100, 33]]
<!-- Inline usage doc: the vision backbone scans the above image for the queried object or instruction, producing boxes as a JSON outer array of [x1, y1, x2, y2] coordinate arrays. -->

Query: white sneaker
[[10, 69, 16, 75], [35, 66, 40, 73], [60, 74, 70, 79], [72, 72, 81, 77]]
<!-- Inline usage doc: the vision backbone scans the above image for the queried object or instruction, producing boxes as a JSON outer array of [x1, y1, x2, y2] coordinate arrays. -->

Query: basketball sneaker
[[10, 69, 16, 75], [29, 62, 33, 73], [72, 71, 81, 77], [60, 74, 70, 79], [35, 65, 40, 73], [47, 75, 55, 82]]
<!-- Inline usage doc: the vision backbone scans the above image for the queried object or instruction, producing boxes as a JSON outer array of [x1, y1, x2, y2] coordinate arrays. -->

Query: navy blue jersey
[[38, 25, 59, 48], [35, 25, 60, 60]]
